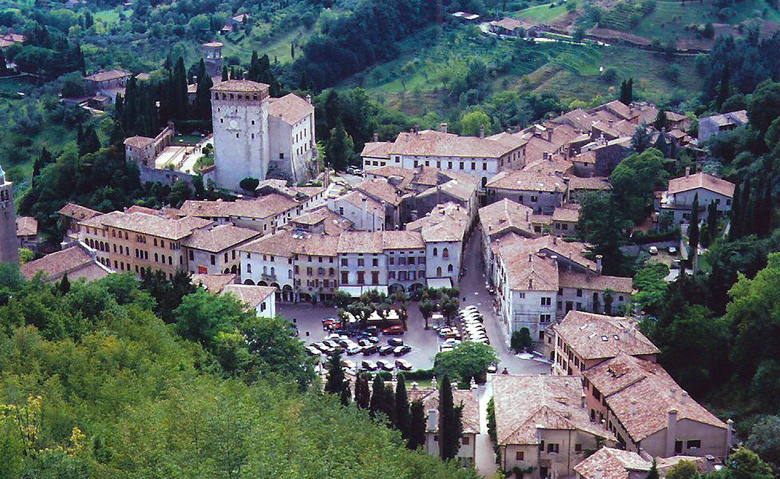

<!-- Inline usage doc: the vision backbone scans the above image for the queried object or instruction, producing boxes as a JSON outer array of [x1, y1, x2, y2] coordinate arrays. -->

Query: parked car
[[366, 335, 380, 343], [649, 246, 658, 255], [365, 326, 379, 335], [361, 344, 379, 355], [393, 345, 411, 356], [487, 363, 498, 374], [305, 346, 321, 356], [376, 360, 394, 371], [382, 325, 405, 335], [439, 344, 454, 352], [668, 246, 678, 255], [445, 330, 462, 340], [387, 338, 404, 347], [361, 360, 378, 371], [322, 316, 338, 324], [438, 327, 452, 338], [346, 346, 361, 356], [378, 345, 395, 356], [358, 339, 372, 347], [343, 360, 356, 370], [395, 359, 413, 371]]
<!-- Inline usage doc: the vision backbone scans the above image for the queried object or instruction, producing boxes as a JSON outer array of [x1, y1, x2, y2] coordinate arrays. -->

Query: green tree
[[419, 299, 435, 329], [665, 460, 700, 479], [510, 327, 533, 352], [646, 459, 659, 479], [434, 341, 498, 383], [486, 397, 497, 442], [688, 193, 700, 258], [174, 289, 251, 347], [369, 374, 388, 420], [653, 109, 669, 131], [325, 351, 348, 396], [705, 201, 719, 246], [354, 372, 371, 409], [746, 416, 780, 469], [58, 272, 71, 295], [611, 148, 668, 224], [577, 192, 632, 275], [239, 177, 259, 192], [747, 80, 780, 136], [408, 400, 426, 450], [394, 374, 411, 440], [631, 123, 652, 152], [716, 62, 730, 110], [460, 110, 491, 137], [619, 78, 633, 105], [325, 122, 354, 171], [438, 374, 463, 461], [78, 125, 101, 156]]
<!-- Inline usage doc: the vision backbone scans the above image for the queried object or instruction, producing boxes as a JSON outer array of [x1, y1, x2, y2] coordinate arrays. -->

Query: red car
[[382, 325, 405, 335]]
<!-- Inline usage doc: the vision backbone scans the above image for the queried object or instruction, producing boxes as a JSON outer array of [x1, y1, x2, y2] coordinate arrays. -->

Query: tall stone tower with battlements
[[211, 80, 271, 190], [0, 164, 19, 265]]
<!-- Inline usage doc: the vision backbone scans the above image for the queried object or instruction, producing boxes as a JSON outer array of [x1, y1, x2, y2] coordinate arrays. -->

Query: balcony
[[261, 273, 277, 281]]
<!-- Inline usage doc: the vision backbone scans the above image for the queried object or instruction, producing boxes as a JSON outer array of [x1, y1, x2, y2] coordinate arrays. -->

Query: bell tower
[[0, 164, 19, 265]]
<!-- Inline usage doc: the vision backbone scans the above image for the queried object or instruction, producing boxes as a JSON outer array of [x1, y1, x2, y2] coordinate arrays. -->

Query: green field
[[514, 3, 569, 22]]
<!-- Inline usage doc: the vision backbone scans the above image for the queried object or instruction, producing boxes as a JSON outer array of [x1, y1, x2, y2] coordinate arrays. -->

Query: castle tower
[[0, 165, 19, 265], [211, 80, 271, 191], [201, 42, 223, 79]]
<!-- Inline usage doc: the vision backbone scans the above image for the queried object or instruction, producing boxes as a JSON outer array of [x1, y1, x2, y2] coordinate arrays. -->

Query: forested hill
[[0, 268, 477, 479]]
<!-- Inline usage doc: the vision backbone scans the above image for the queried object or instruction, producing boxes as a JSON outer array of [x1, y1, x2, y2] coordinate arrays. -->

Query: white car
[[395, 359, 413, 371], [439, 344, 454, 352]]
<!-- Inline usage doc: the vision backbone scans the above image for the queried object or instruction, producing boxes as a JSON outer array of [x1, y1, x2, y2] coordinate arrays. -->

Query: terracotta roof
[[337, 231, 383, 254], [486, 170, 566, 193], [291, 207, 353, 234], [84, 69, 130, 82], [15, 216, 38, 237], [192, 273, 237, 293], [407, 202, 469, 243], [584, 353, 727, 442], [490, 17, 530, 30], [667, 172, 735, 198], [391, 130, 520, 158], [364, 166, 415, 190], [179, 194, 298, 219], [532, 235, 596, 270], [569, 176, 611, 191], [292, 232, 339, 257], [599, 100, 633, 121], [479, 199, 535, 238], [381, 230, 424, 250], [492, 375, 614, 445], [558, 271, 632, 293], [182, 224, 260, 252], [338, 190, 385, 215], [221, 284, 276, 309], [292, 186, 326, 198], [552, 205, 580, 223], [497, 243, 559, 292], [81, 211, 212, 240], [573, 447, 652, 479], [20, 242, 110, 282], [553, 311, 658, 361], [58, 203, 101, 221], [240, 230, 296, 257], [211, 80, 269, 93], [354, 178, 405, 207], [573, 150, 597, 165], [202, 42, 223, 48], [361, 141, 394, 159], [666, 111, 687, 122], [413, 166, 441, 187], [523, 155, 574, 176], [124, 136, 155, 148], [268, 93, 313, 124], [408, 387, 480, 435]]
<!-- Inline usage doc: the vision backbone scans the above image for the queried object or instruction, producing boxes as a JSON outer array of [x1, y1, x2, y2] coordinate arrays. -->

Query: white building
[[211, 80, 316, 191], [657, 170, 735, 225], [181, 224, 260, 275], [407, 202, 469, 287], [328, 190, 385, 232], [337, 232, 388, 296]]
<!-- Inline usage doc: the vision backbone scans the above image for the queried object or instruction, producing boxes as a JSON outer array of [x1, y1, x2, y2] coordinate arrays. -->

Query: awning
[[426, 277, 453, 289]]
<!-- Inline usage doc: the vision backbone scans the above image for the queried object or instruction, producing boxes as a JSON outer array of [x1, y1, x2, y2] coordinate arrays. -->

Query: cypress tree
[[58, 273, 71, 295], [716, 62, 730, 111], [324, 351, 347, 396], [706, 201, 719, 245], [740, 177, 752, 237], [172, 57, 189, 120], [729, 183, 741, 241], [688, 193, 700, 256], [340, 380, 351, 406], [354, 373, 370, 409], [79, 125, 101, 156], [369, 374, 385, 419], [653, 109, 668, 131], [394, 374, 410, 440], [646, 459, 659, 479], [382, 383, 395, 424], [195, 60, 214, 123], [408, 400, 426, 450], [222, 65, 228, 82], [438, 374, 462, 461]]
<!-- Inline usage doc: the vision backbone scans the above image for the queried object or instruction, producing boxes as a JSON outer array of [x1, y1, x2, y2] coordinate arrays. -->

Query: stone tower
[[211, 80, 271, 191], [201, 42, 223, 79], [0, 164, 19, 265]]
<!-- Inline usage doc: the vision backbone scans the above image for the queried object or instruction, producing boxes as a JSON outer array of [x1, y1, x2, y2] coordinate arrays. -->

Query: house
[[353, 178, 406, 229], [16, 216, 40, 251], [698, 110, 748, 142], [573, 447, 714, 479], [567, 177, 611, 203], [493, 374, 615, 478], [83, 69, 131, 102], [337, 231, 388, 296], [21, 241, 112, 283], [479, 199, 536, 280], [267, 93, 316, 182], [409, 384, 480, 468], [288, 207, 353, 235], [179, 194, 302, 234], [485, 170, 566, 214], [550, 311, 659, 376], [657, 169, 735, 225], [382, 230, 427, 294], [552, 205, 580, 237], [413, 174, 480, 225], [328, 190, 385, 232], [182, 224, 261, 275], [489, 17, 539, 37], [582, 352, 731, 458], [556, 271, 633, 317], [58, 203, 102, 244], [0, 33, 25, 49], [407, 202, 469, 287], [192, 272, 275, 317]]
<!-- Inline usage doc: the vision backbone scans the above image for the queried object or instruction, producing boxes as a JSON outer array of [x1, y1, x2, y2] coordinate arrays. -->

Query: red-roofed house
[[657, 169, 735, 225]]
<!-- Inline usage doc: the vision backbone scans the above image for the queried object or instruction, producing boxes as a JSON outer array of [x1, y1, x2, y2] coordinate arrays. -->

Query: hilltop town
[[1, 0, 780, 477]]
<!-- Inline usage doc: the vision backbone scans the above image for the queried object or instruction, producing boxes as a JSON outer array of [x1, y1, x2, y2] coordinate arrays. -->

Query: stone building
[[0, 165, 19, 265]]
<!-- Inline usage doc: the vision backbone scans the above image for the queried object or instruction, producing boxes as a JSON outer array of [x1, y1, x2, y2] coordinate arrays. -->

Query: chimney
[[547, 128, 553, 142], [362, 196, 368, 227], [596, 255, 603, 275], [630, 399, 637, 416], [553, 236, 557, 245], [306, 93, 312, 104], [480, 124, 486, 139], [427, 409, 438, 432], [529, 253, 533, 262], [681, 391, 688, 404], [373, 132, 379, 142], [666, 408, 679, 457], [440, 122, 448, 133], [529, 278, 533, 289], [581, 393, 586, 409], [685, 166, 690, 178], [414, 125, 420, 134], [526, 211, 530, 222]]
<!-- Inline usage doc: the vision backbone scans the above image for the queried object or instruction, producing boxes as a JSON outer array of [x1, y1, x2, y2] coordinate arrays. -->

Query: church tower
[[211, 80, 270, 191], [0, 164, 19, 265]]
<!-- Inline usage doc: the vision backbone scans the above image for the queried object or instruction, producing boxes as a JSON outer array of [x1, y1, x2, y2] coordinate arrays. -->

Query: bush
[[239, 177, 259, 191], [601, 67, 618, 84]]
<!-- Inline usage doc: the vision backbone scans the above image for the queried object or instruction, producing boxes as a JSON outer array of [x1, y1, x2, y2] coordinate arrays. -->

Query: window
[[686, 440, 701, 449], [461, 436, 470, 445], [389, 257, 395, 265], [210, 255, 216, 266], [547, 443, 559, 454], [483, 163, 488, 171], [357, 271, 365, 284], [515, 451, 524, 461], [541, 297, 552, 306], [371, 271, 379, 284], [531, 195, 538, 202], [358, 258, 365, 267], [307, 267, 313, 275], [341, 272, 349, 284], [519, 195, 524, 203], [389, 271, 396, 279], [433, 247, 438, 256], [540, 314, 552, 323], [593, 389, 601, 400], [447, 264, 453, 272], [575, 444, 582, 453], [577, 289, 583, 297], [372, 258, 378, 267], [442, 248, 449, 258], [341, 258, 348, 267], [247, 264, 252, 273]]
